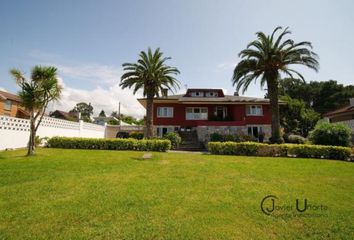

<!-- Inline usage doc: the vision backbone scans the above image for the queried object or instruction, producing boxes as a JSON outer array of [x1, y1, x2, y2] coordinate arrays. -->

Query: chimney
[[350, 98, 354, 106], [162, 88, 168, 98], [234, 91, 239, 96]]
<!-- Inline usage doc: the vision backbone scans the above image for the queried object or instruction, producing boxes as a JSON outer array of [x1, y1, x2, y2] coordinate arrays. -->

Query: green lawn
[[0, 149, 353, 239]]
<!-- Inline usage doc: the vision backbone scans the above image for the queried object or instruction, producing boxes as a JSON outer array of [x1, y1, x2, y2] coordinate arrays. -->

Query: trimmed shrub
[[163, 132, 182, 149], [287, 134, 306, 144], [210, 132, 223, 142], [238, 134, 258, 142], [208, 142, 352, 160], [48, 137, 171, 152], [209, 133, 258, 143], [129, 132, 144, 140], [309, 122, 352, 147]]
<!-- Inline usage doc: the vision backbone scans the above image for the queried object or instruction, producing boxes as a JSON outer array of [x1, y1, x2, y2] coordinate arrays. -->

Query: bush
[[48, 137, 171, 152], [210, 132, 223, 142], [309, 121, 352, 147], [287, 134, 306, 144], [224, 134, 235, 142], [209, 133, 258, 143], [116, 132, 130, 138], [238, 134, 258, 142], [163, 132, 181, 149], [208, 142, 352, 161], [129, 132, 144, 140], [34, 136, 42, 147]]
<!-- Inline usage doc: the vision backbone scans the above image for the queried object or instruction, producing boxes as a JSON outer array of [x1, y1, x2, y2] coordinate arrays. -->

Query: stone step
[[181, 141, 199, 145]]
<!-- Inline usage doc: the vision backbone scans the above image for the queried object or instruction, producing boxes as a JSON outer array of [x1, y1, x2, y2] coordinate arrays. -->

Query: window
[[191, 91, 204, 97], [156, 126, 174, 137], [186, 107, 208, 120], [215, 106, 227, 119], [157, 107, 173, 118], [246, 105, 263, 116], [4, 100, 12, 111], [206, 91, 218, 97], [248, 126, 263, 138]]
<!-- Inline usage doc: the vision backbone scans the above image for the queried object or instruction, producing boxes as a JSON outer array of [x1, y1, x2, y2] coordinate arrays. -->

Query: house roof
[[50, 110, 78, 120], [93, 116, 119, 121], [324, 105, 354, 117], [0, 90, 22, 102], [138, 94, 273, 107], [137, 88, 286, 108], [184, 88, 225, 97]]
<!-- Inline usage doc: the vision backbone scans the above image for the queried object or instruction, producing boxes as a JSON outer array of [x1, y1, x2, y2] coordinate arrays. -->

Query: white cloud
[[27, 50, 146, 118], [55, 63, 121, 85], [0, 87, 7, 92], [50, 77, 145, 118]]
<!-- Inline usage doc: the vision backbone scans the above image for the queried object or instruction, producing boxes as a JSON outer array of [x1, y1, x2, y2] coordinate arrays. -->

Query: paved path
[[167, 150, 209, 154]]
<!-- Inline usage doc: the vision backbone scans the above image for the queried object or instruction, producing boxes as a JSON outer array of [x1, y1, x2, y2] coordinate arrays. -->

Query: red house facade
[[138, 88, 272, 142]]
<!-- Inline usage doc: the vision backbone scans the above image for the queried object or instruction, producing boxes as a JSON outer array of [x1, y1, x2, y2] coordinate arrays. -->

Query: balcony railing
[[208, 115, 233, 121]]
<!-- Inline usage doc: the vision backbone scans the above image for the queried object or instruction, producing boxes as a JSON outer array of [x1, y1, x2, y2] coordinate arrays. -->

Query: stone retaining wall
[[196, 125, 271, 142]]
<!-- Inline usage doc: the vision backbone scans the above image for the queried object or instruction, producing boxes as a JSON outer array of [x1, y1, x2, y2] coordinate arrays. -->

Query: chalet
[[49, 110, 78, 121], [0, 90, 29, 118], [324, 98, 354, 135], [138, 88, 272, 142]]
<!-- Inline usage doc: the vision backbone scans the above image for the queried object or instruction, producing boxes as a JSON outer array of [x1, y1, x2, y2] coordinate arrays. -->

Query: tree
[[280, 95, 320, 137], [70, 102, 93, 122], [278, 78, 354, 115], [10, 66, 62, 156], [232, 27, 319, 143], [120, 48, 180, 138], [110, 111, 119, 118], [99, 110, 106, 117]]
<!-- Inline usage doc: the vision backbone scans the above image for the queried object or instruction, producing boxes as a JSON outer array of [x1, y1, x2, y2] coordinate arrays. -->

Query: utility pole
[[118, 102, 121, 117]]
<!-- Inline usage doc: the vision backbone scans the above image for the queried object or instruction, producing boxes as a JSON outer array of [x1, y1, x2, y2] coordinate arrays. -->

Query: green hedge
[[48, 137, 171, 152], [208, 142, 352, 160]]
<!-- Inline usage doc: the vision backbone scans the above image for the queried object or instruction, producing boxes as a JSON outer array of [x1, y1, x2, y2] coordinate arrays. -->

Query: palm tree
[[10, 66, 62, 155], [232, 27, 319, 143], [120, 48, 180, 138]]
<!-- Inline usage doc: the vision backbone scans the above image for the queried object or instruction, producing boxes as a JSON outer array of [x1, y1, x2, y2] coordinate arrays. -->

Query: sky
[[0, 0, 353, 118]]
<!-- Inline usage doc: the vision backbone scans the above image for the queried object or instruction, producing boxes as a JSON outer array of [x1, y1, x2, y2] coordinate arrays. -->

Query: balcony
[[208, 115, 233, 121]]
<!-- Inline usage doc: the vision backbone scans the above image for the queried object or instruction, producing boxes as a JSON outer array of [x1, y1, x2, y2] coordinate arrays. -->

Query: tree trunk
[[27, 113, 36, 156], [267, 78, 283, 144], [145, 97, 154, 138]]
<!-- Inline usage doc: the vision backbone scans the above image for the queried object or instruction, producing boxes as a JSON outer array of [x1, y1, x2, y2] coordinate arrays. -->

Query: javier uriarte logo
[[261, 195, 329, 218]]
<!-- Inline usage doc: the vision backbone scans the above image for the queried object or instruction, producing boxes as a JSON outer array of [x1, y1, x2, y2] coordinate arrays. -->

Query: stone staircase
[[177, 130, 205, 151]]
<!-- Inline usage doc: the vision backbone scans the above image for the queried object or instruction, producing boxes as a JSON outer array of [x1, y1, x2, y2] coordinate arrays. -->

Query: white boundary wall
[[0, 115, 105, 150], [340, 119, 354, 132]]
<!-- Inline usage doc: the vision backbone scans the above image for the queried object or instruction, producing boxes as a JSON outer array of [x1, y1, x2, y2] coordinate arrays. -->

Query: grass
[[0, 148, 353, 239]]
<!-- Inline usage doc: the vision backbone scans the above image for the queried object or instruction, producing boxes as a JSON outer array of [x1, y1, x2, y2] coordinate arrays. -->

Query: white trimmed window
[[156, 126, 174, 137], [246, 105, 263, 116], [248, 126, 263, 138], [4, 100, 12, 111], [191, 91, 204, 97], [157, 107, 173, 118], [186, 107, 208, 120], [206, 91, 218, 97]]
